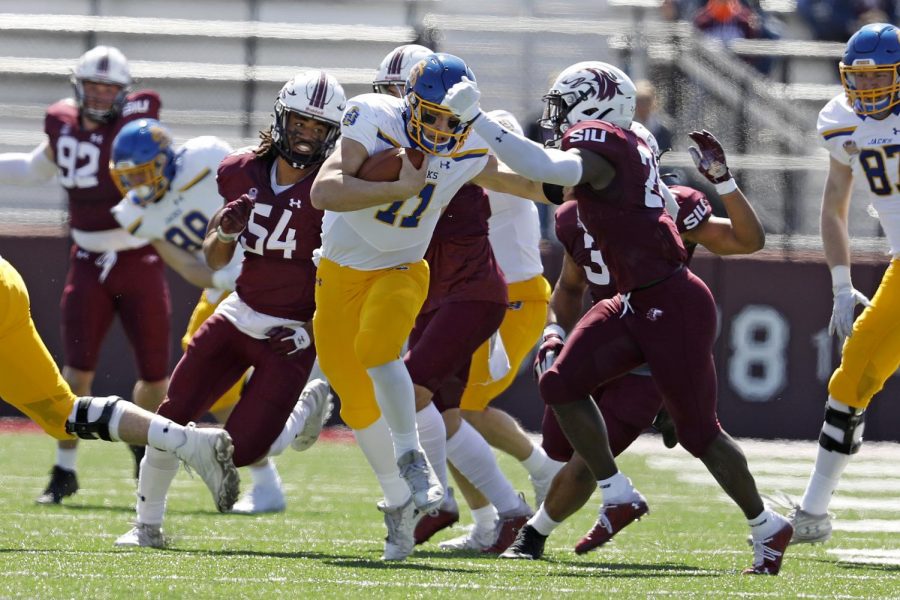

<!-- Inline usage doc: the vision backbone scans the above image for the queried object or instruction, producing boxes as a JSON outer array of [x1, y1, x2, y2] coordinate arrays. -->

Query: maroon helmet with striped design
[[272, 69, 347, 169], [373, 44, 433, 97]]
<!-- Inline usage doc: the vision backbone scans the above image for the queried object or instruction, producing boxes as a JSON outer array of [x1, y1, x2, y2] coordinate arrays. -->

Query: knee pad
[[65, 396, 124, 441], [820, 398, 865, 455]]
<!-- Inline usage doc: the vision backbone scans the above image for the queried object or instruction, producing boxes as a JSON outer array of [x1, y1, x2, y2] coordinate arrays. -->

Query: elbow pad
[[472, 114, 582, 187], [0, 141, 56, 184]]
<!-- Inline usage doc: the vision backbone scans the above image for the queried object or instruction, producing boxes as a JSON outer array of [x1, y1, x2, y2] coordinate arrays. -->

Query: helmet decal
[[564, 68, 622, 103]]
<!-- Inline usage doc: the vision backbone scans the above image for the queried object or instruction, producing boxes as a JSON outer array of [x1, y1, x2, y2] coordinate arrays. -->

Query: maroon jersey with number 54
[[216, 151, 323, 321], [44, 91, 161, 232], [561, 120, 685, 293]]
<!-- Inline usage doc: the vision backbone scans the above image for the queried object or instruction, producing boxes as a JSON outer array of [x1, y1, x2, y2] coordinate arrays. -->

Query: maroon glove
[[266, 326, 311, 357], [688, 130, 731, 184], [533, 324, 566, 380], [219, 193, 256, 236]]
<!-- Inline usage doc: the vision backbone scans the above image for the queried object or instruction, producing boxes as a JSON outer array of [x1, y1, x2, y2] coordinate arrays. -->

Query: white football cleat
[[291, 379, 333, 452], [529, 458, 565, 508], [762, 492, 833, 545], [230, 482, 286, 515], [438, 524, 497, 551], [378, 498, 422, 561], [115, 522, 166, 548], [176, 423, 240, 513], [397, 448, 444, 513]]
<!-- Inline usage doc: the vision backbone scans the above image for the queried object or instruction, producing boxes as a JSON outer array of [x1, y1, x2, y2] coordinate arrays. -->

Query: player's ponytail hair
[[254, 126, 277, 160]]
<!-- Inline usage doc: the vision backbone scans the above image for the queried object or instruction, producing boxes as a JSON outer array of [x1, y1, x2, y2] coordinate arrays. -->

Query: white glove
[[443, 76, 482, 123], [829, 285, 871, 338]]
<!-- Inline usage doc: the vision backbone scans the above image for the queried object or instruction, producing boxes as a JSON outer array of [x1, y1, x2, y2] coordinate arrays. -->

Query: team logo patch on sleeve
[[342, 106, 360, 127]]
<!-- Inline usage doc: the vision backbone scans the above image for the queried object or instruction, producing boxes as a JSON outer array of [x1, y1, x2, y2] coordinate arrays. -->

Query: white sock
[[367, 360, 419, 458], [521, 445, 553, 478], [801, 398, 857, 515], [146, 417, 188, 453], [446, 420, 520, 514], [528, 504, 561, 536], [416, 403, 448, 489], [55, 447, 77, 471], [748, 508, 785, 540], [354, 417, 410, 508], [801, 447, 852, 515], [266, 396, 312, 457], [598, 472, 633, 505], [249, 459, 281, 489], [135, 446, 179, 526], [472, 504, 498, 532]]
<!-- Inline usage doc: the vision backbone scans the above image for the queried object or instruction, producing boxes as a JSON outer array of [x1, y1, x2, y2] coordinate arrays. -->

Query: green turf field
[[0, 427, 898, 598]]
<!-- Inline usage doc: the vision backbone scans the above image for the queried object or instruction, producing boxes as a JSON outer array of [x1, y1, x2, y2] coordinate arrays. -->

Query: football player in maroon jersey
[[0, 46, 166, 504], [502, 127, 768, 561], [445, 61, 793, 575], [114, 70, 346, 548]]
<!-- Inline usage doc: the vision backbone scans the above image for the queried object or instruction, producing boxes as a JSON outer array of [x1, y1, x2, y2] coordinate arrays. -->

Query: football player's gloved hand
[[688, 130, 732, 184], [219, 193, 256, 237], [266, 325, 312, 357], [443, 76, 482, 123], [829, 284, 871, 338], [533, 324, 566, 380]]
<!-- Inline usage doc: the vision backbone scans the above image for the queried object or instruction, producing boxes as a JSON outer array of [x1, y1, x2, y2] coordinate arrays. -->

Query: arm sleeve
[[471, 113, 583, 186], [0, 140, 57, 184]]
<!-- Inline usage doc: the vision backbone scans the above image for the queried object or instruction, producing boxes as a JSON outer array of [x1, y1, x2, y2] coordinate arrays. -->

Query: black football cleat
[[500, 524, 547, 560], [35, 465, 79, 505]]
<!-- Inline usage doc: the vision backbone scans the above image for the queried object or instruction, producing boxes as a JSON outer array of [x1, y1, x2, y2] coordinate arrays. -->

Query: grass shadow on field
[[552, 560, 719, 578], [326, 555, 478, 573], [60, 503, 136, 515], [162, 547, 346, 561]]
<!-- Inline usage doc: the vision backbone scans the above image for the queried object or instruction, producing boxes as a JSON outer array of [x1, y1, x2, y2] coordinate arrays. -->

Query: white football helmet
[[486, 109, 525, 136], [373, 44, 434, 97], [71, 45, 132, 123], [540, 61, 636, 145], [272, 70, 347, 168]]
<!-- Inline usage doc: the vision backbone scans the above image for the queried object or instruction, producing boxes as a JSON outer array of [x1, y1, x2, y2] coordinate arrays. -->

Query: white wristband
[[216, 225, 239, 244], [831, 265, 852, 290], [714, 178, 738, 195], [543, 323, 566, 341]]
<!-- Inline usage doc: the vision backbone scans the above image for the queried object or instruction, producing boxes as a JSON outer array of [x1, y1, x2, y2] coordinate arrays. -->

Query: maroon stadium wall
[[2, 234, 899, 442]]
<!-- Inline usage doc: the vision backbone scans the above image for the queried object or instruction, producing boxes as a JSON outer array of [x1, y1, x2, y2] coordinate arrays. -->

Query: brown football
[[356, 147, 425, 182]]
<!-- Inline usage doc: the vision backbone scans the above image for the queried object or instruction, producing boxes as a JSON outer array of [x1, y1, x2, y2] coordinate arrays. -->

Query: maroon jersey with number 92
[[44, 91, 161, 232], [216, 151, 323, 322]]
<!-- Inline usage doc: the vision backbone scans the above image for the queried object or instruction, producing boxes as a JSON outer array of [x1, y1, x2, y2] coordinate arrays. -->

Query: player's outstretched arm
[[0, 140, 57, 185], [310, 138, 426, 211], [150, 239, 215, 289], [682, 130, 765, 255], [471, 156, 548, 203]]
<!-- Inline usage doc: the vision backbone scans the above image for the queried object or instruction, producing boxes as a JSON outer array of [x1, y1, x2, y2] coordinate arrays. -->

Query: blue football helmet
[[110, 118, 176, 205], [405, 53, 475, 155], [840, 23, 900, 117]]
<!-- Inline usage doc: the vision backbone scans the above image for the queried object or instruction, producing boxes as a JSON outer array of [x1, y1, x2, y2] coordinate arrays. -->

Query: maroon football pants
[[158, 313, 315, 466], [539, 268, 721, 457]]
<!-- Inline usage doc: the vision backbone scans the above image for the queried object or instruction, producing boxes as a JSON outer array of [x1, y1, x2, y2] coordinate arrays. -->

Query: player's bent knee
[[339, 403, 381, 431], [354, 332, 400, 369], [538, 369, 579, 406], [65, 396, 125, 441], [677, 426, 719, 458]]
